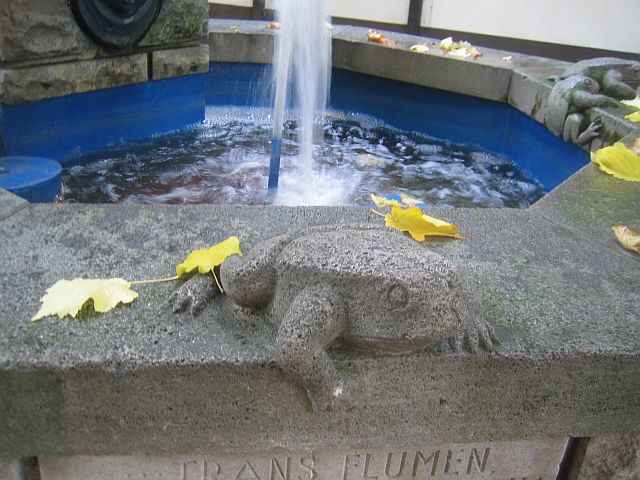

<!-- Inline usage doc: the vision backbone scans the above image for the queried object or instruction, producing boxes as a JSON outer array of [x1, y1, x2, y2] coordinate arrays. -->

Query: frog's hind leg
[[274, 286, 347, 412]]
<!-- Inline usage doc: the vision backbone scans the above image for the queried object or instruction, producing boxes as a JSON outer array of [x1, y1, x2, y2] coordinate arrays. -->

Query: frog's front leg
[[274, 286, 347, 412]]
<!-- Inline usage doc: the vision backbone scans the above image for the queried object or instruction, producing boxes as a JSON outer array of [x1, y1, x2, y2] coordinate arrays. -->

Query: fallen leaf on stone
[[410, 44, 429, 53], [368, 29, 395, 46], [621, 96, 640, 110], [502, 56, 513, 61], [612, 225, 640, 254], [371, 194, 401, 208], [439, 37, 482, 59], [591, 142, 640, 182], [266, 22, 280, 30], [625, 111, 640, 123], [177, 236, 243, 278], [32, 278, 138, 321], [230, 25, 240, 33], [382, 206, 464, 241]]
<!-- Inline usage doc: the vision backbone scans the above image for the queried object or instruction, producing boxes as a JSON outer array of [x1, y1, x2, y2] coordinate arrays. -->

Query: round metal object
[[69, 0, 163, 50]]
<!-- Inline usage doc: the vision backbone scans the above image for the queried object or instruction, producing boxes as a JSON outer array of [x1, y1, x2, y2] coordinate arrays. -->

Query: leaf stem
[[131, 275, 179, 286], [212, 272, 224, 293]]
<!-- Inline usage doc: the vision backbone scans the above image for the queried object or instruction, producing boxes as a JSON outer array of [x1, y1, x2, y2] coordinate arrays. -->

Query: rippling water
[[59, 107, 546, 208]]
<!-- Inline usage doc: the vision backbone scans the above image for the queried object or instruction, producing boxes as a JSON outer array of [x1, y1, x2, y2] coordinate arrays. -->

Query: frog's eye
[[632, 64, 640, 73], [384, 283, 410, 311]]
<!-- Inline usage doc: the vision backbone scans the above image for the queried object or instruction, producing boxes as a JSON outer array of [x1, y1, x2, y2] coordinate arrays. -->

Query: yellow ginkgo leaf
[[591, 142, 640, 182], [176, 236, 243, 278], [32, 278, 138, 321], [613, 225, 640, 254], [371, 193, 401, 207], [625, 111, 640, 123], [384, 206, 463, 241]]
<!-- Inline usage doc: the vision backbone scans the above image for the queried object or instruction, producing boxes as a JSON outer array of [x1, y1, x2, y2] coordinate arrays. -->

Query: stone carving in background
[[170, 226, 498, 411], [544, 58, 640, 148], [69, 0, 163, 49]]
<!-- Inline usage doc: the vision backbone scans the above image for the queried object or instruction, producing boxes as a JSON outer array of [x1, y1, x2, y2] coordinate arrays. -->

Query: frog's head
[[616, 61, 640, 89], [343, 244, 469, 349]]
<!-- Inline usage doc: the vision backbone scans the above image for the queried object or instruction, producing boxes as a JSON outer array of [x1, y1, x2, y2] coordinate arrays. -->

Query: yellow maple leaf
[[612, 225, 640, 254], [32, 278, 138, 321], [591, 142, 640, 182], [625, 111, 640, 123], [176, 236, 243, 293], [384, 206, 464, 241]]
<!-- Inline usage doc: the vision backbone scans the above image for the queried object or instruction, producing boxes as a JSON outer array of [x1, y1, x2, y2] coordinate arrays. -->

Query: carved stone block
[[38, 438, 569, 480], [0, 0, 97, 66], [578, 431, 640, 480], [139, 0, 209, 47], [152, 45, 210, 81], [0, 55, 148, 105]]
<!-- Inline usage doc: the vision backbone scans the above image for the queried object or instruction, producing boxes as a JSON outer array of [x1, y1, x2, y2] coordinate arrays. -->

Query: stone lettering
[[384, 452, 406, 478], [235, 461, 261, 480], [443, 450, 454, 475], [270, 457, 291, 480], [298, 456, 316, 480], [342, 455, 359, 480], [411, 450, 439, 477], [466, 448, 490, 475], [362, 453, 378, 479]]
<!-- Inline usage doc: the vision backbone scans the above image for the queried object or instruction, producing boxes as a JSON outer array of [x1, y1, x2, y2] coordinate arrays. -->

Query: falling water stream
[[270, 0, 339, 205]]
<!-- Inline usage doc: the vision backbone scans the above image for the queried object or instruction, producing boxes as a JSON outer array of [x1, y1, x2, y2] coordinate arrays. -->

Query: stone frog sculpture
[[544, 58, 640, 147], [170, 225, 498, 411]]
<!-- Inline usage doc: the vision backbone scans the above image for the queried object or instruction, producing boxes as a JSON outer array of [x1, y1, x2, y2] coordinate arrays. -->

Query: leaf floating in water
[[439, 37, 482, 59], [377, 206, 464, 242], [591, 142, 640, 182], [613, 225, 640, 254], [176, 236, 244, 291], [32, 278, 138, 321], [410, 44, 429, 53], [367, 29, 395, 46], [625, 111, 640, 123]]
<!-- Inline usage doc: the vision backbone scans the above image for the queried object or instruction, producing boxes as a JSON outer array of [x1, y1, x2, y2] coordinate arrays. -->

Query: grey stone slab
[[0, 459, 21, 480], [0, 189, 29, 222], [332, 38, 511, 101], [209, 31, 274, 64], [577, 431, 640, 479], [140, 0, 209, 47], [39, 437, 568, 480], [532, 164, 640, 260], [0, 205, 638, 456], [508, 69, 553, 123], [0, 0, 97, 66], [152, 45, 210, 81], [0, 55, 148, 104]]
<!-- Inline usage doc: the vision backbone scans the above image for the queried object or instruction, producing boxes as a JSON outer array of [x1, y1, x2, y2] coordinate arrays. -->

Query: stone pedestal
[[577, 432, 640, 480]]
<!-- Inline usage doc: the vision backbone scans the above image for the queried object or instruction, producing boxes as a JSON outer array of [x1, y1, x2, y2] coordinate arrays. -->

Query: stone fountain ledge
[[1, 151, 639, 460], [208, 19, 640, 147], [0, 19, 639, 479]]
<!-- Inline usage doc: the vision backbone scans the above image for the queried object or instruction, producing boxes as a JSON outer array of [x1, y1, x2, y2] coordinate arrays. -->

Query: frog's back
[[274, 227, 469, 351]]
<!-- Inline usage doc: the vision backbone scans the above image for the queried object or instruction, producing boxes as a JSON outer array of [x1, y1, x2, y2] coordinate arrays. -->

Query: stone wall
[[0, 0, 210, 105]]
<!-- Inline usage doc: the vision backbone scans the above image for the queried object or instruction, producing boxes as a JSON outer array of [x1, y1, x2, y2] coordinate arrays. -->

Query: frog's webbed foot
[[274, 287, 347, 412], [448, 319, 499, 354], [169, 274, 220, 316]]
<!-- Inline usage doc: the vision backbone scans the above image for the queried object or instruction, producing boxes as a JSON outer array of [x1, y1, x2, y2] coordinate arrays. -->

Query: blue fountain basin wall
[[207, 62, 589, 192], [1, 62, 588, 193]]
